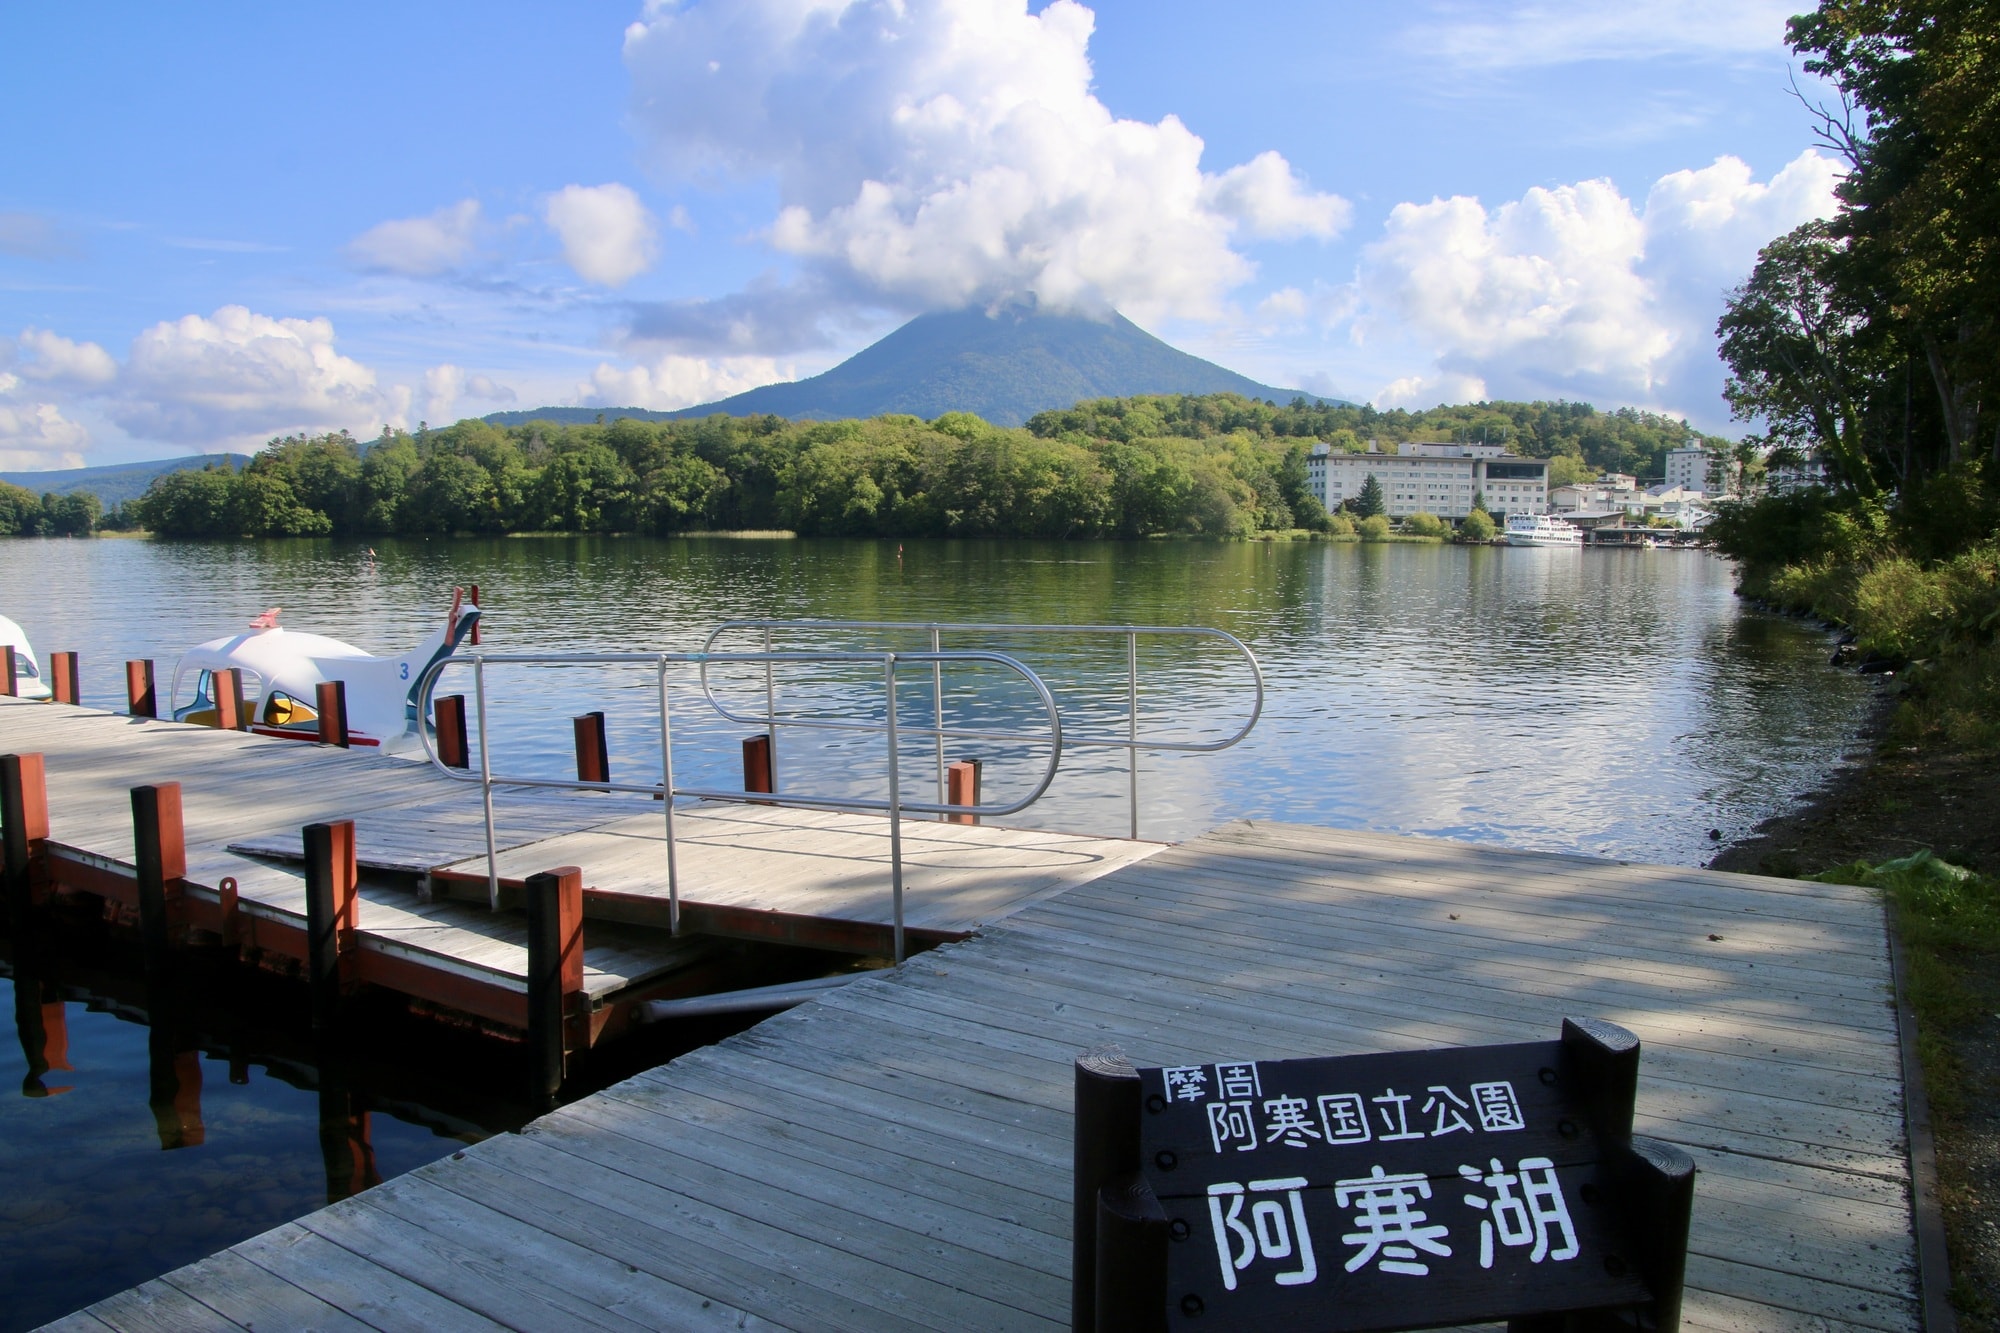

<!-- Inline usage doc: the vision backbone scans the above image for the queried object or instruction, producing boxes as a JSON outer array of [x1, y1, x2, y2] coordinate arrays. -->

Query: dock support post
[[147, 1036, 205, 1150], [315, 680, 350, 748], [132, 783, 186, 984], [3, 753, 51, 935], [303, 821, 359, 1033], [435, 694, 469, 768], [742, 733, 773, 798], [946, 759, 981, 825], [127, 659, 157, 717], [213, 667, 245, 731], [1072, 1050, 1143, 1333], [49, 652, 79, 706], [573, 711, 609, 784], [526, 865, 585, 1107], [1, 645, 15, 697]]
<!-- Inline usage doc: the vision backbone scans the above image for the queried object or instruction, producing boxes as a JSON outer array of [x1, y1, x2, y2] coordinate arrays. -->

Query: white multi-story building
[[1664, 447, 1713, 494], [1307, 441, 1548, 520]]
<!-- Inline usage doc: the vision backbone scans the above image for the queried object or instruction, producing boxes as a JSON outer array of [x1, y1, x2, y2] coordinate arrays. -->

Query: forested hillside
[[119, 394, 1725, 541]]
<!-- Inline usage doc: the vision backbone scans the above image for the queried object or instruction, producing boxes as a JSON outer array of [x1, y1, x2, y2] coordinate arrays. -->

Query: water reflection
[[0, 535, 1879, 866]]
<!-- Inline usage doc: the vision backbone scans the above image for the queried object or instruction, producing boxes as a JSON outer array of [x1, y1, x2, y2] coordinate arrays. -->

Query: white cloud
[[115, 306, 393, 446], [346, 199, 482, 276], [12, 328, 118, 385], [580, 354, 792, 411], [1353, 150, 1842, 417], [622, 0, 1346, 321], [423, 363, 516, 423], [1408, 0, 1801, 69], [544, 184, 659, 288], [0, 369, 91, 468]]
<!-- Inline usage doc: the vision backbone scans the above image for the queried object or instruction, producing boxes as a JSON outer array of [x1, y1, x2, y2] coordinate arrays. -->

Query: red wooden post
[[946, 758, 982, 825], [49, 652, 79, 706], [132, 783, 187, 980], [2, 753, 51, 929], [573, 711, 609, 784], [526, 865, 586, 1105], [304, 819, 360, 1032], [1, 645, 16, 697], [743, 733, 773, 797], [435, 694, 469, 768], [213, 668, 244, 731], [127, 659, 157, 718], [469, 584, 482, 645], [316, 680, 350, 748]]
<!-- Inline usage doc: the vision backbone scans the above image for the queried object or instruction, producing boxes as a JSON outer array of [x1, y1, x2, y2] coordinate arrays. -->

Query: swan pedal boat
[[170, 594, 480, 753], [0, 613, 52, 701]]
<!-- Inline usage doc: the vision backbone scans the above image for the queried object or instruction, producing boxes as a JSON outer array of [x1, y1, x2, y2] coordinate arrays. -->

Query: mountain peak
[[488, 306, 1340, 429]]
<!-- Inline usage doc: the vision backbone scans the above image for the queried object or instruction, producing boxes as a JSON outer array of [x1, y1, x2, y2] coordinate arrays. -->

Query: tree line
[[1708, 0, 1999, 752], [0, 483, 129, 537], [98, 394, 1717, 541]]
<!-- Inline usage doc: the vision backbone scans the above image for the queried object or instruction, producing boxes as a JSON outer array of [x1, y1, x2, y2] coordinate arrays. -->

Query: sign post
[[1074, 1018, 1694, 1332]]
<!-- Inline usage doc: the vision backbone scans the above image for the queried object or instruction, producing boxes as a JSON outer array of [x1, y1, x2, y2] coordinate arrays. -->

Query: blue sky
[[1, 1, 1839, 467]]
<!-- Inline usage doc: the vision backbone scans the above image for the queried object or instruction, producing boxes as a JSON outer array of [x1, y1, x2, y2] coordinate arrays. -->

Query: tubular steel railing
[[699, 620, 1264, 839], [415, 649, 1062, 962]]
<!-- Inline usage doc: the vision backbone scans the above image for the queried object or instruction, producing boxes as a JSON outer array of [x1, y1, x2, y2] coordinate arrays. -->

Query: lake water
[[0, 533, 1878, 1327], [3, 534, 1877, 862]]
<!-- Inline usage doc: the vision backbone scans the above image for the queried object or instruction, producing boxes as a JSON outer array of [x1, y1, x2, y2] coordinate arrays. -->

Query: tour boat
[[1503, 513, 1584, 547], [0, 613, 52, 700], [168, 591, 481, 751]]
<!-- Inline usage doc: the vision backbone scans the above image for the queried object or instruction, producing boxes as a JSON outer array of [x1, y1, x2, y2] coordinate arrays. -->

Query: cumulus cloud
[[622, 0, 1346, 321], [424, 363, 516, 423], [580, 354, 793, 412], [11, 328, 118, 385], [115, 306, 393, 446], [346, 199, 482, 276], [1408, 0, 1801, 69], [1353, 150, 1841, 414], [544, 184, 659, 288], [0, 371, 91, 469]]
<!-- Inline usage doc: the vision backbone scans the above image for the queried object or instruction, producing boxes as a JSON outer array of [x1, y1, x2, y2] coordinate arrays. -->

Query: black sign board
[[1072, 1018, 1695, 1333]]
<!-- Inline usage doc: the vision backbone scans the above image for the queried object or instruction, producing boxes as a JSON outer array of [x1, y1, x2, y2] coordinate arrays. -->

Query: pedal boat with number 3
[[168, 592, 481, 752], [0, 613, 53, 700]]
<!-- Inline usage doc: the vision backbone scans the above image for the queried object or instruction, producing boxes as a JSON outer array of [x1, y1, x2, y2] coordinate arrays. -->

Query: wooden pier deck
[[48, 821, 1922, 1331], [0, 696, 1161, 1035]]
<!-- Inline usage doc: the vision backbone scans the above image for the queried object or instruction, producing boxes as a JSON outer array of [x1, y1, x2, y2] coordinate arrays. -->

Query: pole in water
[[127, 659, 157, 718]]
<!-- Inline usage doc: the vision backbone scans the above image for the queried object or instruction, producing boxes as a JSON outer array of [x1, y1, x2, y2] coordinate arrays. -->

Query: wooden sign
[[1074, 1018, 1694, 1333]]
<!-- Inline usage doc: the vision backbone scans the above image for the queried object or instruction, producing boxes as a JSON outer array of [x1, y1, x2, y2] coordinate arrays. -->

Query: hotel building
[[1307, 441, 1549, 520]]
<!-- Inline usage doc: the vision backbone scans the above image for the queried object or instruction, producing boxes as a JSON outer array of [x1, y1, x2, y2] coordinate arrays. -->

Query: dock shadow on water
[[0, 913, 770, 1333]]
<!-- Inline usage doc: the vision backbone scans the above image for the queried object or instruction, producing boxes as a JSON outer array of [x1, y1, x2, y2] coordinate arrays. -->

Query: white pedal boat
[[169, 592, 481, 752], [0, 613, 52, 700]]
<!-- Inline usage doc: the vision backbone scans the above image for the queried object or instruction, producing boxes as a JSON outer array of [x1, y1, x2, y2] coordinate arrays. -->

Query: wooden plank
[[157, 1250, 375, 1333], [232, 1222, 513, 1333], [84, 1280, 246, 1332]]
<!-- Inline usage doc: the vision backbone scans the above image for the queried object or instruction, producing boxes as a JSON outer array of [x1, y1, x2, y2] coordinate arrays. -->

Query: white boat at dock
[[0, 613, 52, 699], [1504, 512, 1584, 547], [168, 592, 481, 751]]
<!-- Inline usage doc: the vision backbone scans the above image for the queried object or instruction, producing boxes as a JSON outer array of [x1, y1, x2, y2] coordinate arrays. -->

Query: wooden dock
[[0, 696, 1160, 1050], [43, 820, 1922, 1331]]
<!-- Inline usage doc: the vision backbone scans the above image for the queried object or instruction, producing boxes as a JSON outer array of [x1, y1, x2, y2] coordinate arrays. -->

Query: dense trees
[[1710, 0, 2000, 752], [71, 390, 1724, 541], [0, 482, 101, 536]]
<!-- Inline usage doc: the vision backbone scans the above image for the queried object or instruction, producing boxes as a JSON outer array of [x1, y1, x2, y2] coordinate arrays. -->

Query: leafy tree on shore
[[1459, 509, 1497, 542]]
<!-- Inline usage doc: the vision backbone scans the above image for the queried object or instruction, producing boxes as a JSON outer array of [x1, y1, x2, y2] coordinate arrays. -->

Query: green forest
[[1704, 0, 2000, 753], [1, 395, 1724, 542]]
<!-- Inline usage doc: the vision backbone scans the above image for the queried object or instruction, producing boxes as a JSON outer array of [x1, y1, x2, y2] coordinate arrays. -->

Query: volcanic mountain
[[489, 305, 1337, 429]]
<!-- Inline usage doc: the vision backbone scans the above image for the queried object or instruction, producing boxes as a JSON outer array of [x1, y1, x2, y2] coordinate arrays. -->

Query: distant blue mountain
[[0, 453, 250, 507], [487, 306, 1344, 430]]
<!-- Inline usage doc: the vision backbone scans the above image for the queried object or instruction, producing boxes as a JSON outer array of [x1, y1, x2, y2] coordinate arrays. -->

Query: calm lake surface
[[3, 533, 1877, 862], [0, 534, 1879, 1328]]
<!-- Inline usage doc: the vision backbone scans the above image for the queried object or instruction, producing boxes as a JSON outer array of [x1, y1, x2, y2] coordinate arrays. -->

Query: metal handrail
[[699, 619, 1264, 838], [414, 648, 1063, 962]]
